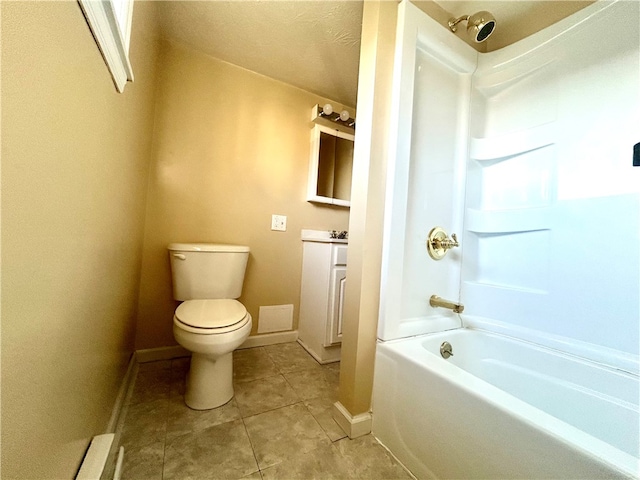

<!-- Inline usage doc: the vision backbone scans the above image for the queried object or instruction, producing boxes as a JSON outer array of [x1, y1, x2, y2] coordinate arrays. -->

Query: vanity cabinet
[[297, 231, 347, 363]]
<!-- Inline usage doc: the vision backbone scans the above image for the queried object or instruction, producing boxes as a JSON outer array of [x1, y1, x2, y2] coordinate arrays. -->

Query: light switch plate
[[271, 214, 287, 231]]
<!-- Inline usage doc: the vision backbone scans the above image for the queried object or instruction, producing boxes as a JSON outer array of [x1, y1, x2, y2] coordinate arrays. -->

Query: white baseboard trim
[[76, 433, 115, 480], [332, 401, 372, 439], [239, 330, 299, 349], [135, 331, 299, 363], [136, 345, 190, 363], [106, 353, 138, 433], [100, 353, 138, 480], [297, 338, 340, 364]]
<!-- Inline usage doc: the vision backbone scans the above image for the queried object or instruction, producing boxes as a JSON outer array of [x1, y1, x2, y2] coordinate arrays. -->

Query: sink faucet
[[329, 230, 348, 240]]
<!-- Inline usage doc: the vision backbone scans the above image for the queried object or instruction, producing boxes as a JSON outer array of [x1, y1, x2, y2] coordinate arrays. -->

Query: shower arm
[[448, 15, 470, 32]]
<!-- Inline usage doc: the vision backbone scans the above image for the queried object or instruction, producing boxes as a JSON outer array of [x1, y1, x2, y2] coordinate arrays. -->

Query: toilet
[[168, 243, 252, 410]]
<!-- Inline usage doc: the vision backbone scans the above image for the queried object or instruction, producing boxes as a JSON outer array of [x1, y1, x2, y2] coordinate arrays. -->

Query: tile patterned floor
[[118, 342, 412, 480]]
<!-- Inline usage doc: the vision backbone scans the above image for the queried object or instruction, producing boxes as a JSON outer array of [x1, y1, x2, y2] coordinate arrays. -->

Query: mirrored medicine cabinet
[[307, 124, 354, 208]]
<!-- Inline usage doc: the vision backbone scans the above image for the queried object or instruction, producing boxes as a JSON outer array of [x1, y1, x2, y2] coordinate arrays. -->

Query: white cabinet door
[[325, 266, 346, 346]]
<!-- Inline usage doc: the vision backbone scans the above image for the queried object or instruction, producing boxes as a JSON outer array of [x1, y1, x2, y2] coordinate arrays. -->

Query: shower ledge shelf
[[473, 57, 556, 96], [466, 207, 552, 233], [470, 123, 555, 161]]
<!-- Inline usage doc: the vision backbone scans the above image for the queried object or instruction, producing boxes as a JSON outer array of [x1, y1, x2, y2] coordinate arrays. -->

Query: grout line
[[239, 400, 306, 421], [240, 414, 262, 476]]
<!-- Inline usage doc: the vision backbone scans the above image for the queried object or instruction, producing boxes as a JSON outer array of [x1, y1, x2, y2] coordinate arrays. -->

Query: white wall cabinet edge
[[307, 124, 353, 208]]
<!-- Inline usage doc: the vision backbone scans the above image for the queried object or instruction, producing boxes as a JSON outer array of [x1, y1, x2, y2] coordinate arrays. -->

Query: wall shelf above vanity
[[307, 105, 355, 208]]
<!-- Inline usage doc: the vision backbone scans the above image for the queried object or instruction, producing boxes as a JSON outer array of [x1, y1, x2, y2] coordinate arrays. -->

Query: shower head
[[448, 11, 496, 43]]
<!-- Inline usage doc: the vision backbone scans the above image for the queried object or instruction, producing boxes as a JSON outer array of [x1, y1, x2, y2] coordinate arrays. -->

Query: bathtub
[[372, 329, 639, 479]]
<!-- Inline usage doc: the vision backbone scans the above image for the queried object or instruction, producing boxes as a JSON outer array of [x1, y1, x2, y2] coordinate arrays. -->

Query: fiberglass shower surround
[[373, 0, 639, 478]]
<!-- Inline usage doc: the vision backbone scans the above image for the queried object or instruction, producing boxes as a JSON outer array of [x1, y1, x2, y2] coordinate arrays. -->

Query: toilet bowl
[[168, 243, 251, 410], [173, 299, 252, 410]]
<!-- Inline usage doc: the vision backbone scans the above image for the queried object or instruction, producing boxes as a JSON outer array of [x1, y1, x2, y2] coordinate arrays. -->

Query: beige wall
[[1, 2, 159, 478], [414, 0, 486, 51], [414, 1, 595, 53], [338, 0, 398, 417], [134, 40, 350, 350], [486, 1, 596, 51]]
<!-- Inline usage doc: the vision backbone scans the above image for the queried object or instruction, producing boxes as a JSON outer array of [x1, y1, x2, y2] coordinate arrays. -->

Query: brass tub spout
[[430, 295, 464, 313]]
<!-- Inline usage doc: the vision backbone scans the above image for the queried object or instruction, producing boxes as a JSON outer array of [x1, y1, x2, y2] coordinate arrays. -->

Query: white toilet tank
[[168, 243, 250, 301]]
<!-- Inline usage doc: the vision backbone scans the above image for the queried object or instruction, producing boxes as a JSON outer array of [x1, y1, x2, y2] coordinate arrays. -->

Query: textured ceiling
[[156, 1, 593, 108], [157, 1, 363, 107]]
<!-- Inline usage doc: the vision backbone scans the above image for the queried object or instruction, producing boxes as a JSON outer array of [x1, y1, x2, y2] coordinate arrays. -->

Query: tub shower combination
[[372, 1, 639, 478]]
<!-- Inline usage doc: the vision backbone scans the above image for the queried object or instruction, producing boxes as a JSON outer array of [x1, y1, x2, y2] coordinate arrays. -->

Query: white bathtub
[[372, 329, 639, 479]]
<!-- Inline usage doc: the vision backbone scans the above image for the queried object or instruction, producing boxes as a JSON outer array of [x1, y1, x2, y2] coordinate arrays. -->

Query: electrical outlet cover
[[271, 214, 287, 231]]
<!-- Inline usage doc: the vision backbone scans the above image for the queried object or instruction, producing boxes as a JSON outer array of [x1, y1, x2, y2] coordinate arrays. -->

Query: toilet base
[[184, 352, 233, 410]]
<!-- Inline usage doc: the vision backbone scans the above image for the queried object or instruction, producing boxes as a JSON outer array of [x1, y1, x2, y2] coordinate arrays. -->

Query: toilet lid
[[175, 299, 247, 329]]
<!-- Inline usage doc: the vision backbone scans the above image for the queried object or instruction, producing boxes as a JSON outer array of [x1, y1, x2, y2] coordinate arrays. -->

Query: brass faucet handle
[[438, 233, 459, 250], [427, 227, 460, 260]]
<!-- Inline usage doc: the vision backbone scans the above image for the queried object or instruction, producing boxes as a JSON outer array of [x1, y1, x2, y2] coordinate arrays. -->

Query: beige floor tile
[[119, 346, 413, 480], [120, 440, 164, 480], [260, 443, 353, 480], [171, 356, 191, 373], [120, 399, 168, 450], [128, 366, 172, 405], [165, 395, 242, 442], [243, 403, 332, 469], [322, 362, 340, 386], [235, 374, 299, 418], [303, 397, 347, 442], [234, 347, 280, 383], [334, 434, 414, 480], [137, 360, 172, 372], [264, 342, 320, 374], [168, 356, 190, 395], [323, 362, 341, 374], [163, 419, 258, 480], [284, 366, 339, 402], [241, 471, 263, 479]]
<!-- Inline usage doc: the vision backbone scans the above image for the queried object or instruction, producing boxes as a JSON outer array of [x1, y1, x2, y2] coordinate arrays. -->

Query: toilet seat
[[174, 299, 249, 334]]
